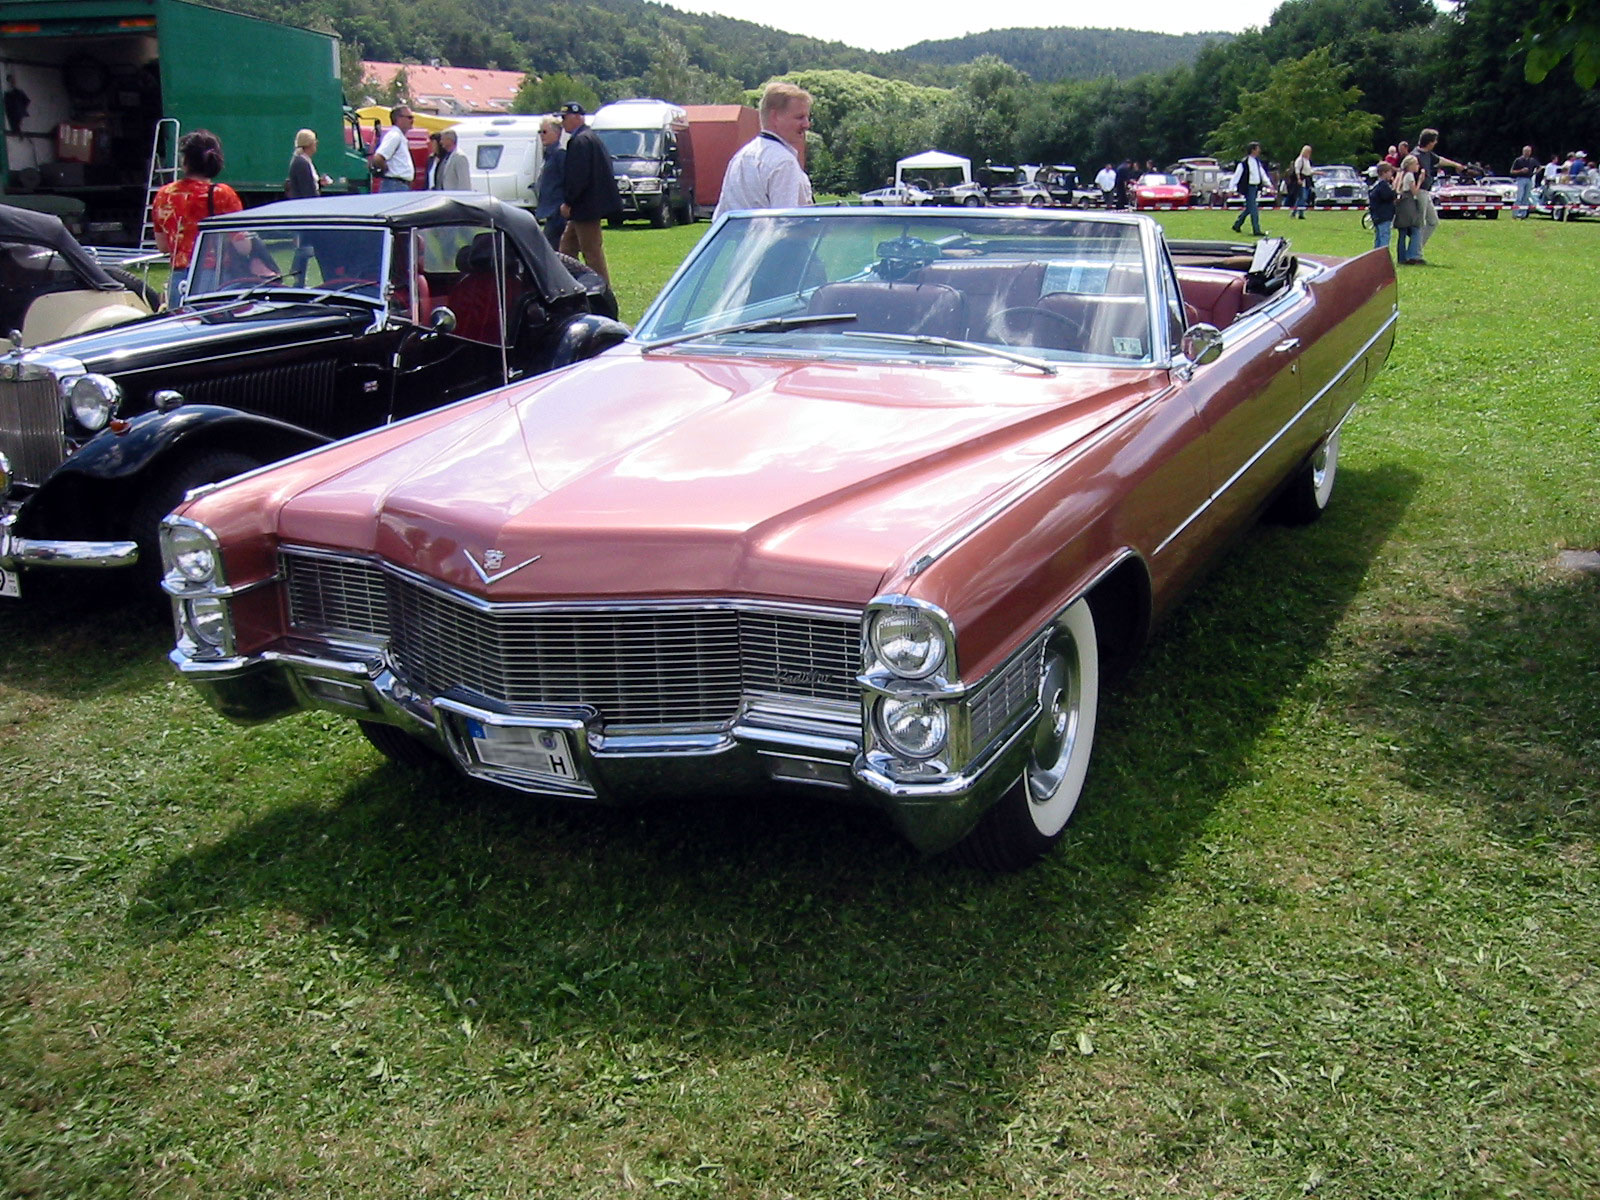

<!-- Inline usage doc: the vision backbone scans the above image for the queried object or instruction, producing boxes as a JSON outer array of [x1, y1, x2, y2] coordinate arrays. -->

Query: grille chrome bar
[[283, 550, 862, 727], [0, 375, 66, 486]]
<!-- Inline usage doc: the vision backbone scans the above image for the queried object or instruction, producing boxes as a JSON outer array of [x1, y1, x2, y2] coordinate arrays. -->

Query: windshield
[[188, 224, 390, 304], [595, 128, 663, 160], [637, 212, 1155, 367]]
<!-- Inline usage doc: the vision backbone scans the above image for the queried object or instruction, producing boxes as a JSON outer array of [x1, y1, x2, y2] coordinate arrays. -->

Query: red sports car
[[164, 209, 1396, 869], [1133, 173, 1191, 210]]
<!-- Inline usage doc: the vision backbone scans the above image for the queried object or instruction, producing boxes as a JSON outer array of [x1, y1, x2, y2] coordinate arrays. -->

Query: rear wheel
[[650, 200, 674, 229], [1271, 428, 1340, 524], [952, 599, 1099, 871]]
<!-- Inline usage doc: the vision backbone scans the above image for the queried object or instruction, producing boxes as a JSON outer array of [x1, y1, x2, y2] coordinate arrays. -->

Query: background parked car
[[0, 205, 154, 351], [1132, 173, 1190, 211], [0, 192, 625, 602], [1434, 178, 1504, 218], [860, 181, 929, 206], [1310, 165, 1367, 207]]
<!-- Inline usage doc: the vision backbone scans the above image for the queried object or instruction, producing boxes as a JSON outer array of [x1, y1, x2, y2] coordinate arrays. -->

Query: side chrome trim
[[1153, 307, 1398, 558]]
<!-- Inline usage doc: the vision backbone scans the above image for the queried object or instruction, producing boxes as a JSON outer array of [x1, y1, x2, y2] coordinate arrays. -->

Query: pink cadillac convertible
[[163, 208, 1397, 869]]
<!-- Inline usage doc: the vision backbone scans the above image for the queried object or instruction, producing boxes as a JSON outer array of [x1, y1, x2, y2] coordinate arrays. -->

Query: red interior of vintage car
[[800, 258, 1260, 357]]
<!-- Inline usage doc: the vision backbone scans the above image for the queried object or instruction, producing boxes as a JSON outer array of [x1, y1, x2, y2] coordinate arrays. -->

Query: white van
[[447, 115, 548, 209]]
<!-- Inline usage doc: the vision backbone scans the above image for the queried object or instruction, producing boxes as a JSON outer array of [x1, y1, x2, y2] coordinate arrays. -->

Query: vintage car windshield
[[636, 212, 1155, 367], [188, 224, 391, 305]]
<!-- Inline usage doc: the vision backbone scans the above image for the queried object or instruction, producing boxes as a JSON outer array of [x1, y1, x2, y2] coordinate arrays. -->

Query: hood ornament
[[464, 547, 541, 585]]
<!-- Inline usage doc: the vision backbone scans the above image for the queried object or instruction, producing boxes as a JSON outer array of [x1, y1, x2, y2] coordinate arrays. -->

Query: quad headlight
[[65, 373, 120, 431], [161, 519, 222, 585], [868, 604, 947, 679], [874, 696, 949, 760]]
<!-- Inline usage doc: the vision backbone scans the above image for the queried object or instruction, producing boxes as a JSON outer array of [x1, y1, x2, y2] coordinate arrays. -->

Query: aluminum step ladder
[[137, 117, 180, 251]]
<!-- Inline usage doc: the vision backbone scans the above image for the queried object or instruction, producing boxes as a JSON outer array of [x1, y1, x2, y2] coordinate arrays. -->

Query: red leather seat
[[806, 282, 967, 341]]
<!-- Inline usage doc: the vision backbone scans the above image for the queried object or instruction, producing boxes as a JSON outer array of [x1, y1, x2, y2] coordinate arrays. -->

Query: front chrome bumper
[[0, 511, 138, 571], [170, 641, 1030, 854]]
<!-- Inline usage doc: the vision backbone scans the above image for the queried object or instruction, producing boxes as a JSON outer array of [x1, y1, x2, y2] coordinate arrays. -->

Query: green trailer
[[0, 0, 366, 240]]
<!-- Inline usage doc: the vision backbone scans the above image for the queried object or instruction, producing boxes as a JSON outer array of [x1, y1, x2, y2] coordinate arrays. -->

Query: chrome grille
[[968, 643, 1043, 749], [0, 374, 65, 485], [284, 553, 390, 639], [283, 551, 861, 727]]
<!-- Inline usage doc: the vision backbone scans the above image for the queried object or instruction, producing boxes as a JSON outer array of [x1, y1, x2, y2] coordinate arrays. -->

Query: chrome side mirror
[[1182, 322, 1224, 367], [429, 305, 457, 335]]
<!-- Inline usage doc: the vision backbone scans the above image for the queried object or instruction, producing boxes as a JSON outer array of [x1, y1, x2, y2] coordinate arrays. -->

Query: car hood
[[36, 297, 375, 378], [244, 349, 1165, 606]]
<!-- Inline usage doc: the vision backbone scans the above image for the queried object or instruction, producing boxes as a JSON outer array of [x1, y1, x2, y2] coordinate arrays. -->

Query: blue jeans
[[1396, 224, 1420, 261], [1373, 219, 1393, 249], [1514, 176, 1533, 216], [1232, 184, 1263, 234], [378, 177, 411, 193]]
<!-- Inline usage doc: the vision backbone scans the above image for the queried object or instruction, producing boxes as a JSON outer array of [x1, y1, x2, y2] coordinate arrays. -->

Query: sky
[[660, 0, 1290, 54]]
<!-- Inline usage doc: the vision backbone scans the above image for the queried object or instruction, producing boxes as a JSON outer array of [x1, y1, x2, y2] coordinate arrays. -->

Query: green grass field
[[3, 208, 1597, 1198]]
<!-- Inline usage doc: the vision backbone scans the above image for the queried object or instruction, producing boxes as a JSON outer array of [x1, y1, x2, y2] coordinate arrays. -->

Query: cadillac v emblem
[[464, 547, 541, 585]]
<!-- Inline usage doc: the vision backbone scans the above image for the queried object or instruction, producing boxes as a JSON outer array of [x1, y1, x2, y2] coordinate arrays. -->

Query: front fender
[[54, 405, 331, 485], [550, 314, 630, 370]]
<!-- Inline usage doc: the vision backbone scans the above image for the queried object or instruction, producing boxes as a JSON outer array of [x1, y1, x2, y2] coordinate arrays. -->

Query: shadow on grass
[[129, 463, 1417, 1180], [1351, 566, 1600, 844], [0, 578, 172, 700]]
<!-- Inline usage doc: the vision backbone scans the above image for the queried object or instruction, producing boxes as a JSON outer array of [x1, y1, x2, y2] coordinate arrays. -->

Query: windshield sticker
[[1112, 337, 1144, 357]]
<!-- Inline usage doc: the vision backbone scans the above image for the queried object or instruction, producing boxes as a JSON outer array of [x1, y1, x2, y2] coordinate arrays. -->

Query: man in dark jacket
[[556, 102, 622, 287]]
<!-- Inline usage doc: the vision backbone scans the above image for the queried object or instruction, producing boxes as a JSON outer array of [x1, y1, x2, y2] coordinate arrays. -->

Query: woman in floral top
[[152, 129, 242, 308]]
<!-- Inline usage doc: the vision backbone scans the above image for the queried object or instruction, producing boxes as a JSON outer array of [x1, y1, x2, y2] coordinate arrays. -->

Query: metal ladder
[[137, 117, 180, 250]]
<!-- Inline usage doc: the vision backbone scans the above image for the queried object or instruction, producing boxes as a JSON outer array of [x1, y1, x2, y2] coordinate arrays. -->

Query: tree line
[[239, 0, 1598, 193]]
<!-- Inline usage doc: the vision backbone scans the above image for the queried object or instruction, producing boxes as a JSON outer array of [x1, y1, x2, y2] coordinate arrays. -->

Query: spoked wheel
[[1271, 427, 1341, 524], [953, 599, 1099, 871]]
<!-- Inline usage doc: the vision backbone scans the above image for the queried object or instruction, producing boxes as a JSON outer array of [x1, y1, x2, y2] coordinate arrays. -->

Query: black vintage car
[[0, 204, 156, 350], [0, 192, 626, 600]]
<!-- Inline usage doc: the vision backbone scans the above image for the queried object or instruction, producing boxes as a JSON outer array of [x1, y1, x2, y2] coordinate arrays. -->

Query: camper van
[[446, 115, 547, 209], [590, 100, 695, 227]]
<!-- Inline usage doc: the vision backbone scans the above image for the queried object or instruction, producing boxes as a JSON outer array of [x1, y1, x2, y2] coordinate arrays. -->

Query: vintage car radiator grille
[[283, 552, 861, 726], [0, 374, 65, 486]]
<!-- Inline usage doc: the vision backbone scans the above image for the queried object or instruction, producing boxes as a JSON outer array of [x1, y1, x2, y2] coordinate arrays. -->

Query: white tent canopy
[[895, 151, 972, 186]]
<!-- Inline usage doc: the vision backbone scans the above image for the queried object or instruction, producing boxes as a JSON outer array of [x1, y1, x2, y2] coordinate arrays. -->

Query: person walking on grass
[[1230, 142, 1273, 237]]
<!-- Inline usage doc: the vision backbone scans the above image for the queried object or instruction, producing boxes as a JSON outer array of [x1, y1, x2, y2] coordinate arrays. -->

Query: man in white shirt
[[713, 81, 813, 220], [1094, 163, 1117, 203], [1229, 141, 1274, 237], [370, 106, 415, 192]]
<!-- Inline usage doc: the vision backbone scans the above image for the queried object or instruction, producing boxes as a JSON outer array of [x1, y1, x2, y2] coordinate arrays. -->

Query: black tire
[[649, 200, 674, 229], [678, 190, 697, 223], [1271, 428, 1341, 525], [104, 265, 161, 311], [952, 599, 1099, 871], [131, 450, 259, 591], [607, 215, 625, 229], [962, 194, 983, 207], [360, 720, 443, 768]]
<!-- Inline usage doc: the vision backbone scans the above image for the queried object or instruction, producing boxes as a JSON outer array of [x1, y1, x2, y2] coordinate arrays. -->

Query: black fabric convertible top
[[197, 193, 584, 303], [0, 204, 122, 291]]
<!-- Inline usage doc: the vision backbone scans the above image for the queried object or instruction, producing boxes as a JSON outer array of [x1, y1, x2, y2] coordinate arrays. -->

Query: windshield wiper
[[839, 330, 1057, 375], [639, 311, 859, 352]]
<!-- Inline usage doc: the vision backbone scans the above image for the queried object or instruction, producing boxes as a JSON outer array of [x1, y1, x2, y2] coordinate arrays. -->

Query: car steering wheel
[[982, 305, 1084, 349]]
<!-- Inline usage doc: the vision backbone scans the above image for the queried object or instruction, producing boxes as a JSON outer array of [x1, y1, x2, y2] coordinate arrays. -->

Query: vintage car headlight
[[182, 596, 230, 649], [869, 605, 947, 679], [875, 696, 949, 760], [161, 520, 221, 585], [65, 373, 121, 431]]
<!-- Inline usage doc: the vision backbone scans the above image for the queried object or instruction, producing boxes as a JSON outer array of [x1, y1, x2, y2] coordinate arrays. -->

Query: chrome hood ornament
[[464, 548, 541, 585]]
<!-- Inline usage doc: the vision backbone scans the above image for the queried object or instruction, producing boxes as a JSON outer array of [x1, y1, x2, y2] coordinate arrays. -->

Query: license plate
[[465, 719, 576, 781], [0, 567, 18, 599]]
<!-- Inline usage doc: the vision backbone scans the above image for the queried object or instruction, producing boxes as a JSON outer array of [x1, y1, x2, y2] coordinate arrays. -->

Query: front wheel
[[132, 449, 260, 591], [962, 194, 983, 207], [952, 599, 1099, 870]]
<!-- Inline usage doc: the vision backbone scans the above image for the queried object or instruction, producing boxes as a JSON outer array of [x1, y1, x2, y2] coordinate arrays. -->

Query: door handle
[[1273, 338, 1301, 353]]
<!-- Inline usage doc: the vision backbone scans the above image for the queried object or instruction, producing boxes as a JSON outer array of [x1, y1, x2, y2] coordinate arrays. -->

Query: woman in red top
[[152, 129, 243, 308]]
